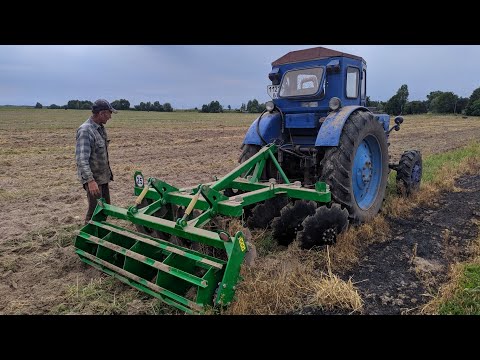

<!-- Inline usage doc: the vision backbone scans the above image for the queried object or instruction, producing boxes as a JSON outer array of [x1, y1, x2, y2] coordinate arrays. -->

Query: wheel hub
[[353, 136, 382, 209]]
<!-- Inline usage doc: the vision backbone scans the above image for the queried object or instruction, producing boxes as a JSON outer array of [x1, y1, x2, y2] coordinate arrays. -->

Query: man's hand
[[87, 180, 100, 197]]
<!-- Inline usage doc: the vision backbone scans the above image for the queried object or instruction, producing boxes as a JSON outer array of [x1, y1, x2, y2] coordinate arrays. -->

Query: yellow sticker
[[238, 236, 246, 252]]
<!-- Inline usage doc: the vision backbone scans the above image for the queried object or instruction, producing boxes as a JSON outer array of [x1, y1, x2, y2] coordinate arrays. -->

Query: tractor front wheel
[[396, 150, 422, 196]]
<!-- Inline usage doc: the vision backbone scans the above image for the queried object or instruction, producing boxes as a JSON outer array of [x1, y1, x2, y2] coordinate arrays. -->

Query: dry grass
[[226, 244, 362, 314]]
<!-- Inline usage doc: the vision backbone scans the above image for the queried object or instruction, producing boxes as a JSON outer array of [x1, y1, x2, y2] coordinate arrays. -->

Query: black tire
[[239, 144, 261, 164], [396, 150, 422, 196], [319, 111, 389, 224], [297, 203, 349, 249]]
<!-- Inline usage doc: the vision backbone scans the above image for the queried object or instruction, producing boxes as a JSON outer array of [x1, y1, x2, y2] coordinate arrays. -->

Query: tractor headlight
[[265, 101, 275, 113], [329, 97, 342, 111]]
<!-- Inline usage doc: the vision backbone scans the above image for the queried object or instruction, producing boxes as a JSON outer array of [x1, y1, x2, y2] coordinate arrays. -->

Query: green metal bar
[[214, 231, 248, 306], [250, 158, 266, 183], [222, 182, 331, 205], [99, 203, 229, 249], [210, 144, 277, 191], [78, 232, 209, 288], [134, 189, 244, 217], [89, 221, 225, 269], [187, 208, 214, 228], [137, 198, 164, 216], [268, 150, 290, 184], [134, 180, 330, 215], [76, 249, 203, 313]]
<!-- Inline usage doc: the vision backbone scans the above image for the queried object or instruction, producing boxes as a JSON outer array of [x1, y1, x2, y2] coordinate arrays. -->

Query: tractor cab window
[[346, 67, 359, 98], [361, 69, 366, 99], [279, 67, 324, 97]]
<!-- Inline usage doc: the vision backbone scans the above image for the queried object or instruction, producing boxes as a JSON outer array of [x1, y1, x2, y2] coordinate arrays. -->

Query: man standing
[[75, 99, 117, 224]]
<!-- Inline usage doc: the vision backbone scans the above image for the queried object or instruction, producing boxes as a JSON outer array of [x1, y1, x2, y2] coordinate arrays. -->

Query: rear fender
[[315, 105, 370, 146], [242, 112, 282, 146]]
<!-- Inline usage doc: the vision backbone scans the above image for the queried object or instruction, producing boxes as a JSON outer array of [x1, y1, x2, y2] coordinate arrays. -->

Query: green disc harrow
[[74, 144, 331, 314]]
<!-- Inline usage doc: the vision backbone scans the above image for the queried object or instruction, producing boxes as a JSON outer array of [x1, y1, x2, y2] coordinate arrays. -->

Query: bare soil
[[346, 173, 479, 314], [1, 112, 480, 314]]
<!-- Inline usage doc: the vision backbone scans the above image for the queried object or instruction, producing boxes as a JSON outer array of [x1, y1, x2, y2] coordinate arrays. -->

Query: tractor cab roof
[[272, 46, 364, 66]]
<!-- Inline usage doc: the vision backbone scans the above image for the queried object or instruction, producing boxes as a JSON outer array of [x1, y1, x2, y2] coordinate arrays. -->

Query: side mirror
[[394, 116, 404, 125]]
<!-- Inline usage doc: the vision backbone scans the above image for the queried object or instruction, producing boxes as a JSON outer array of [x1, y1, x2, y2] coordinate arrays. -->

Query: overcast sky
[[1, 45, 479, 109]]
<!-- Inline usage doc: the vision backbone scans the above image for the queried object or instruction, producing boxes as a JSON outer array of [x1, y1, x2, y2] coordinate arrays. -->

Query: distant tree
[[163, 103, 173, 112], [385, 84, 409, 115], [67, 100, 79, 109], [246, 99, 259, 113], [35, 102, 43, 109], [152, 101, 164, 112], [466, 99, 480, 116], [111, 99, 130, 110], [210, 101, 223, 113], [48, 104, 61, 109], [455, 97, 469, 114], [404, 101, 428, 114], [67, 99, 92, 110], [426, 91, 443, 111], [429, 92, 458, 113], [135, 101, 153, 111], [228, 105, 231, 111], [246, 99, 266, 113], [366, 99, 385, 111], [465, 87, 480, 116], [200, 101, 223, 113]]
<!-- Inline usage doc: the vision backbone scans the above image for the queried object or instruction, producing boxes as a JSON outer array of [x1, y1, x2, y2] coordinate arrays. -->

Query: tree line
[[368, 85, 480, 116], [199, 99, 266, 113], [34, 98, 269, 114], [34, 85, 480, 116], [34, 99, 173, 112]]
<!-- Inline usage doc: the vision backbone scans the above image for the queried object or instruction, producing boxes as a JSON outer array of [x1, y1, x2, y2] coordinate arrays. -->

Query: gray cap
[[92, 99, 118, 114]]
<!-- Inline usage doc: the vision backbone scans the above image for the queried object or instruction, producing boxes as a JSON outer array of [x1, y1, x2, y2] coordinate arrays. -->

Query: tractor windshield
[[279, 67, 324, 97]]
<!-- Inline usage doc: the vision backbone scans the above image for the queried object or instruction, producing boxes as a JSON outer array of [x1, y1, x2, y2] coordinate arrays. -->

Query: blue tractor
[[240, 46, 422, 247]]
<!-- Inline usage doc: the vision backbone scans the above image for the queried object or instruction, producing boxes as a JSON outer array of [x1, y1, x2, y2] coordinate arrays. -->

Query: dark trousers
[[83, 183, 111, 224]]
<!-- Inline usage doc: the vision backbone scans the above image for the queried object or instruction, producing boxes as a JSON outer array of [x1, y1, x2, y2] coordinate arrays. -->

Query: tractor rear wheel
[[319, 111, 389, 224]]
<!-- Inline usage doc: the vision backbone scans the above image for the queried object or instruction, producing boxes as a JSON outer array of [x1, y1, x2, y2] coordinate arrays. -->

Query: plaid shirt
[[75, 117, 113, 185]]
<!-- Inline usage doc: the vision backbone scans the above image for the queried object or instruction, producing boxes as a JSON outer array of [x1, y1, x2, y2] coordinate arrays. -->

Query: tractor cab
[[267, 47, 367, 113]]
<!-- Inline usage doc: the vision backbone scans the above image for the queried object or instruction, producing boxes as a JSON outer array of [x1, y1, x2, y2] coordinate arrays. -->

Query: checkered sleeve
[[75, 127, 94, 183]]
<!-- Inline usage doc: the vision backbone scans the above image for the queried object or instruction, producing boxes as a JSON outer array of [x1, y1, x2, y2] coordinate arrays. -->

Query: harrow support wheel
[[297, 203, 349, 249], [271, 200, 317, 246], [135, 199, 170, 240]]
